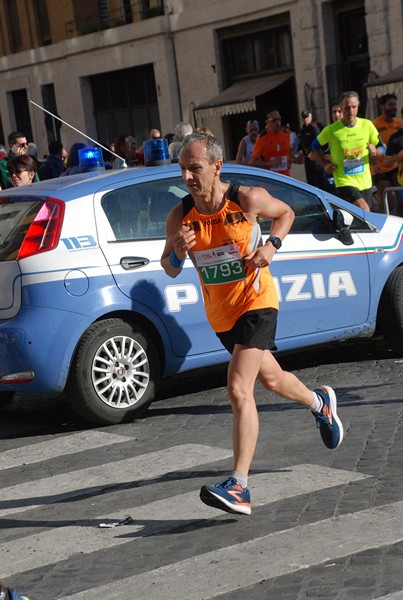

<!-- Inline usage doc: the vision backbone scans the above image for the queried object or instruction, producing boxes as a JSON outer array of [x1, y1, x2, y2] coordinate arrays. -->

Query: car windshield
[[0, 196, 46, 261]]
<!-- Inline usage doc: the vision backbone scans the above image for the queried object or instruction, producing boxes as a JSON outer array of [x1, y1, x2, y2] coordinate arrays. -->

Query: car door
[[222, 168, 371, 350], [94, 173, 223, 358]]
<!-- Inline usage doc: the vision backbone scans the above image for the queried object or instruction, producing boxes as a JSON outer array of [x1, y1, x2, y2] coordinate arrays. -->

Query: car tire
[[66, 318, 160, 425], [379, 266, 403, 353]]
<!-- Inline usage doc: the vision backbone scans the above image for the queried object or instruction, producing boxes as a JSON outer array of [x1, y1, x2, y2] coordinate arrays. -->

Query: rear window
[[0, 196, 47, 260], [101, 177, 188, 241]]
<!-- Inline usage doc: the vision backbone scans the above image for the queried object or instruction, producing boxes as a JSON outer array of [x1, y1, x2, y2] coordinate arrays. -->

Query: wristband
[[169, 250, 185, 269]]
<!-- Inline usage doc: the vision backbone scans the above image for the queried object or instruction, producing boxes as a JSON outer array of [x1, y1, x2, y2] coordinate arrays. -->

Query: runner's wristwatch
[[266, 236, 282, 250]]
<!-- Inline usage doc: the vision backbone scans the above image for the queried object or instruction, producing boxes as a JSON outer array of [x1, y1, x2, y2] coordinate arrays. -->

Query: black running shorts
[[335, 186, 372, 204], [216, 308, 278, 354]]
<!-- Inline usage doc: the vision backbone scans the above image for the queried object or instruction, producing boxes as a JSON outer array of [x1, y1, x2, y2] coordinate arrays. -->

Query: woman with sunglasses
[[0, 131, 31, 189], [6, 155, 38, 187]]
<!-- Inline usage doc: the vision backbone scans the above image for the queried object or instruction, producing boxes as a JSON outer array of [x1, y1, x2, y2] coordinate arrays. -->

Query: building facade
[[0, 0, 402, 160]]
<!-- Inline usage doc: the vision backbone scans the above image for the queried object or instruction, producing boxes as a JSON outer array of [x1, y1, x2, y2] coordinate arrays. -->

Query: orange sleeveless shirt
[[182, 185, 278, 332]]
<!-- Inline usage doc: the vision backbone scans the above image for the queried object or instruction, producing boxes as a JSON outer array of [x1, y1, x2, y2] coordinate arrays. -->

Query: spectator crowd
[[1, 90, 402, 214]]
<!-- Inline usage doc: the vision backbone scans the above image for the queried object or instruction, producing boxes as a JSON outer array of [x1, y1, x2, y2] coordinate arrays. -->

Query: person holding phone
[[0, 131, 30, 189]]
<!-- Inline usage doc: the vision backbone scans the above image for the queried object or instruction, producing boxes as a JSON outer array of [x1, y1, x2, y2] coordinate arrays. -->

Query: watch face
[[270, 236, 282, 249]]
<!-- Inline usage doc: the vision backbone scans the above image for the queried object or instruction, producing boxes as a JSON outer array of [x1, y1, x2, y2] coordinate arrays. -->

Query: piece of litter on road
[[98, 516, 133, 528]]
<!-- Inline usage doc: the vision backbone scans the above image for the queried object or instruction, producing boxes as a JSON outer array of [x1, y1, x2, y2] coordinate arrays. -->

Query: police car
[[1, 163, 402, 425]]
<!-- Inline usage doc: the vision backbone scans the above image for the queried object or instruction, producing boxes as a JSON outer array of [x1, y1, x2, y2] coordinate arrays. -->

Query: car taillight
[[17, 198, 65, 260]]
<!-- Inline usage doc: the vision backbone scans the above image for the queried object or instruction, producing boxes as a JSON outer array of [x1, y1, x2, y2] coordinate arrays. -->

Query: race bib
[[193, 244, 246, 285], [270, 156, 287, 172], [343, 157, 364, 175]]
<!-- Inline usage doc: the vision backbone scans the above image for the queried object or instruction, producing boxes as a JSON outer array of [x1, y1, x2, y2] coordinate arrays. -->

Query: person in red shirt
[[250, 107, 302, 176]]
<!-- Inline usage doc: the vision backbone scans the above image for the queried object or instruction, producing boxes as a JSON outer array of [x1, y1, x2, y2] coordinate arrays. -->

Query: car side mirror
[[332, 208, 354, 246]]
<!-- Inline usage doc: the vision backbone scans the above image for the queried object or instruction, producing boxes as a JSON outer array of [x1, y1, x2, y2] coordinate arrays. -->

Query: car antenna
[[29, 99, 127, 168]]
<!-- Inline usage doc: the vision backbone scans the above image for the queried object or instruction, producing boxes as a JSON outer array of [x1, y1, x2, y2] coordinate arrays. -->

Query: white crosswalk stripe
[[0, 464, 368, 578], [0, 430, 401, 600], [0, 442, 231, 517], [56, 500, 403, 600], [0, 431, 132, 470]]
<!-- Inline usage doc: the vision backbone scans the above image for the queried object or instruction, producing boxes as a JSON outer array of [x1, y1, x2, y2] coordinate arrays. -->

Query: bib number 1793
[[199, 259, 245, 284]]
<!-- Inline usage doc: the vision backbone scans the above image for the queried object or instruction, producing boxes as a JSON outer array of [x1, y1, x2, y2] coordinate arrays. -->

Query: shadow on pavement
[[0, 338, 400, 437], [155, 338, 399, 402]]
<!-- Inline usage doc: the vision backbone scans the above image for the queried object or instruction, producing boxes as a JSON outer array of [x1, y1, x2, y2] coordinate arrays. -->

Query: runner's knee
[[354, 198, 370, 211], [227, 379, 254, 407]]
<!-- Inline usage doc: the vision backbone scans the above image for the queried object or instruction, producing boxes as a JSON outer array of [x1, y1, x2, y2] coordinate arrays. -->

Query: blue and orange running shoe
[[0, 582, 30, 600], [200, 476, 252, 515], [314, 386, 344, 449]]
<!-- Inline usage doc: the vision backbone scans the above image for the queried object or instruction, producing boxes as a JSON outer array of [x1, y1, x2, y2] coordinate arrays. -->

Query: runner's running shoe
[[200, 476, 251, 515], [313, 386, 344, 449], [0, 582, 30, 599]]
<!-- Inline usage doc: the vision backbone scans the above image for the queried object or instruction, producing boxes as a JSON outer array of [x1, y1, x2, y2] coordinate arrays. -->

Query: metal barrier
[[383, 186, 403, 215]]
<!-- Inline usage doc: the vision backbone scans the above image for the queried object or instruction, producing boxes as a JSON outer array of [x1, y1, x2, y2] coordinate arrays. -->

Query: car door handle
[[120, 256, 150, 270]]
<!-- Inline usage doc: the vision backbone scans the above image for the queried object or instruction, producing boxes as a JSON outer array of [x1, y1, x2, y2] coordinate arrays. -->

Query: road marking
[[0, 431, 133, 470], [56, 500, 403, 600], [0, 443, 231, 518], [251, 463, 368, 503], [373, 594, 403, 600], [0, 464, 368, 577]]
